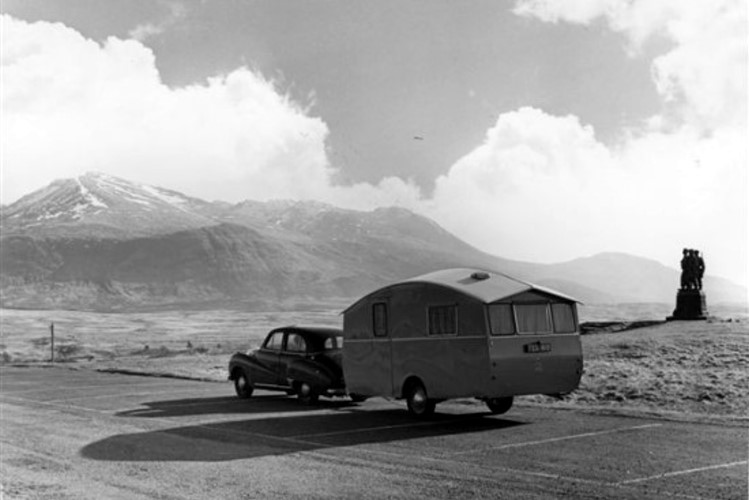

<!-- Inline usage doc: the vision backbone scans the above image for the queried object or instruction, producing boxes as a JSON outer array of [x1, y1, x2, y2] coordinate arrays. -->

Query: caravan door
[[342, 300, 394, 397]]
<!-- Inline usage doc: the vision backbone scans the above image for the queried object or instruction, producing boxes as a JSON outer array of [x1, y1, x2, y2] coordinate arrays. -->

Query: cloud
[[128, 1, 187, 42], [0, 14, 337, 204], [425, 0, 747, 285], [1, 5, 746, 286], [513, 0, 747, 131], [427, 108, 746, 283]]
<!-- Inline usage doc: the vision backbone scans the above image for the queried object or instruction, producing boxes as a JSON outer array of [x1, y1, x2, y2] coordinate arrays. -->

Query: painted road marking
[[43, 387, 225, 403], [0, 380, 220, 396], [294, 416, 485, 439], [617, 460, 749, 485], [446, 423, 663, 456]]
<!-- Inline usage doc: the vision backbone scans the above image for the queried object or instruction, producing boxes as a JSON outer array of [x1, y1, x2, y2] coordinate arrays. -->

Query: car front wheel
[[405, 381, 436, 417], [233, 371, 254, 399], [297, 382, 319, 405]]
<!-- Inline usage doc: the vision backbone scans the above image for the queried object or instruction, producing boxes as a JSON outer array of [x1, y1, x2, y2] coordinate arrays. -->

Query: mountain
[[1, 172, 217, 238], [1, 173, 745, 311], [528, 253, 745, 305]]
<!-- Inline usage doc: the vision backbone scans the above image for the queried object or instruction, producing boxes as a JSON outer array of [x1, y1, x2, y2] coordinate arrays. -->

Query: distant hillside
[[530, 253, 745, 304], [1, 173, 745, 311]]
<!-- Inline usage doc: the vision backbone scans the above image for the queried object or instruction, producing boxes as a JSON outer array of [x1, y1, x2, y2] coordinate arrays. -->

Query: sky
[[1, 0, 747, 287]]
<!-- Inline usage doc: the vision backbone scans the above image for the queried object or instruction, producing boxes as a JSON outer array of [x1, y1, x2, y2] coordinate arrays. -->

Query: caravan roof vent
[[470, 271, 490, 281]]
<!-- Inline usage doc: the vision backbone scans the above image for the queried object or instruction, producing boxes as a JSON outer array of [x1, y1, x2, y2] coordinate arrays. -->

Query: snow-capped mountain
[[0, 173, 745, 311], [1, 172, 217, 237]]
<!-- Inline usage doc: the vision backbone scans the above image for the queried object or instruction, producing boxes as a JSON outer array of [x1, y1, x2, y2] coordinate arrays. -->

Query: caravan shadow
[[115, 394, 355, 418], [81, 409, 525, 462]]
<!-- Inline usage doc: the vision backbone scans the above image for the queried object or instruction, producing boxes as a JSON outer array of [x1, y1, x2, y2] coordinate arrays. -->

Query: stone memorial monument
[[668, 248, 708, 320]]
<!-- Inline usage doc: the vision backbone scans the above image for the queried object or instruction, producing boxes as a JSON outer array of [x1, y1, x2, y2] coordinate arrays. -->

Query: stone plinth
[[668, 289, 708, 320]]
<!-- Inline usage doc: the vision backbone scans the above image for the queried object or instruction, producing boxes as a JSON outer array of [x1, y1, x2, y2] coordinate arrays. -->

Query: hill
[[1, 173, 745, 310]]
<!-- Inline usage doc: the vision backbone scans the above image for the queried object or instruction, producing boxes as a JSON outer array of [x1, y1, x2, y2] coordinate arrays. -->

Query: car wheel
[[349, 394, 368, 403], [233, 371, 254, 399], [297, 382, 319, 405], [405, 381, 436, 417], [485, 397, 513, 415]]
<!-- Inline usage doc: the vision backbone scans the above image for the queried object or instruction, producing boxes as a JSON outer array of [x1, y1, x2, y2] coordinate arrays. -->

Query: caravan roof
[[344, 268, 579, 313]]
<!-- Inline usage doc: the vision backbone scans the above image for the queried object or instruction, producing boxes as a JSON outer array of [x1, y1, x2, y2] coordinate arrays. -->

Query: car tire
[[349, 394, 368, 403], [485, 397, 513, 415], [405, 381, 436, 417], [233, 371, 254, 399], [297, 382, 319, 405]]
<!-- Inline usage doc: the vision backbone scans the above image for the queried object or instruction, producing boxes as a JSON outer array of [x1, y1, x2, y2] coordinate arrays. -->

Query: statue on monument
[[671, 247, 708, 320], [679, 248, 705, 291]]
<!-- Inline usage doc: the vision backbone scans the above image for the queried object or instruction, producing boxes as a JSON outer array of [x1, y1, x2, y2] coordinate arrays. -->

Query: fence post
[[50, 322, 55, 362]]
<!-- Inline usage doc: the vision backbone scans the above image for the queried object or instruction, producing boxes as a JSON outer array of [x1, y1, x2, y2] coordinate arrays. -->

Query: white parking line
[[617, 460, 748, 485], [43, 387, 222, 403], [1, 393, 115, 416], [294, 417, 478, 439], [0, 380, 216, 396], [446, 423, 662, 456]]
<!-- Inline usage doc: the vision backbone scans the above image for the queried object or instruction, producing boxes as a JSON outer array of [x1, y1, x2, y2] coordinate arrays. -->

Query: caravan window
[[515, 304, 553, 334], [373, 303, 388, 337], [428, 305, 457, 335], [552, 303, 576, 333], [488, 303, 515, 335]]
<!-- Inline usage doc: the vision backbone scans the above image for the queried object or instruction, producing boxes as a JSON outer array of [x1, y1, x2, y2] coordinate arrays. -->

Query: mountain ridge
[[1, 173, 745, 311]]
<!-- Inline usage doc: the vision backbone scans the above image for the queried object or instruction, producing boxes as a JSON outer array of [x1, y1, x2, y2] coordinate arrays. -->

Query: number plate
[[524, 342, 551, 354]]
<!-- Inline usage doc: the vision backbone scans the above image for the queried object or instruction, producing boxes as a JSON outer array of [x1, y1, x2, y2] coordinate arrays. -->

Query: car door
[[278, 332, 308, 387], [251, 330, 284, 386]]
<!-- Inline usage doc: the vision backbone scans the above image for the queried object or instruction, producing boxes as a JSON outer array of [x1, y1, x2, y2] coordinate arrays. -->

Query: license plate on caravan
[[524, 341, 551, 354]]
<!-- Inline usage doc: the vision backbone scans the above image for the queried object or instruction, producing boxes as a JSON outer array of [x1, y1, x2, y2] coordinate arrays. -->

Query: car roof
[[271, 325, 343, 337]]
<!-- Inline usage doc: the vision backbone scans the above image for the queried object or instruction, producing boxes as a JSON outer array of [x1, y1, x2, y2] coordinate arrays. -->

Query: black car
[[228, 326, 348, 404]]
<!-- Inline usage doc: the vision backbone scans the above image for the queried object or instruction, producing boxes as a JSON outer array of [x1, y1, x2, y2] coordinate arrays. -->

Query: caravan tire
[[485, 397, 514, 415], [405, 381, 436, 417]]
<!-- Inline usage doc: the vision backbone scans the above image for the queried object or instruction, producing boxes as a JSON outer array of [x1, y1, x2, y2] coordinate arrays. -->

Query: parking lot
[[1, 365, 746, 499]]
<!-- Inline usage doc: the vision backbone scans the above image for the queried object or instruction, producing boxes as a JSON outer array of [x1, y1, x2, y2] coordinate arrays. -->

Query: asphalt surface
[[0, 365, 746, 499]]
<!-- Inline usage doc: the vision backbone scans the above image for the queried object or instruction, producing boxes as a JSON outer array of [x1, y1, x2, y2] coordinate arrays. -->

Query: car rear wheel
[[233, 371, 254, 399], [297, 382, 319, 405], [485, 397, 513, 415], [349, 394, 368, 403], [405, 381, 436, 417]]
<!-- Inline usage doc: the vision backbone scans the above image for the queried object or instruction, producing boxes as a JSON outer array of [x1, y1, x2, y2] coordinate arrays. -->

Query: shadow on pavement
[[116, 395, 355, 418], [81, 409, 526, 462]]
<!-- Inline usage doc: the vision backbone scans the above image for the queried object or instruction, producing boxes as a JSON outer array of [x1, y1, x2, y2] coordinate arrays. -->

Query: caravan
[[342, 268, 584, 416]]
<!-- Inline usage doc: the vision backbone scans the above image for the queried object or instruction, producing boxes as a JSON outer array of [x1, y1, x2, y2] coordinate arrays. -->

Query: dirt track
[[1, 365, 747, 499]]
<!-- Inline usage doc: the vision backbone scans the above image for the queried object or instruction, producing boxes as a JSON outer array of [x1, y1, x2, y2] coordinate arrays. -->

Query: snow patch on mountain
[[141, 185, 188, 206], [76, 177, 108, 209]]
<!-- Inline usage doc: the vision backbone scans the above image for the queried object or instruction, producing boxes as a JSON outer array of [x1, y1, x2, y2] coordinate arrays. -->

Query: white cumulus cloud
[[425, 0, 747, 285], [0, 14, 337, 204]]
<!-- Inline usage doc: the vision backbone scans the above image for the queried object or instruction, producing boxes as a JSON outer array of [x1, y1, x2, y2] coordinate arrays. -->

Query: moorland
[[1, 303, 747, 422]]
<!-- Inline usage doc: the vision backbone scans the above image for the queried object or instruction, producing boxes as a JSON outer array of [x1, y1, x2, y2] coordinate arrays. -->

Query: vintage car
[[228, 326, 350, 404]]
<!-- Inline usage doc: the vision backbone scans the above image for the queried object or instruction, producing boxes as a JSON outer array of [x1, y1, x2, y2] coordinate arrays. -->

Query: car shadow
[[116, 395, 356, 418], [81, 409, 526, 462]]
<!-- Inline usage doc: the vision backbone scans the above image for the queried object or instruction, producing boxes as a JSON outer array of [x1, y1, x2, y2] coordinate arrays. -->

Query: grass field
[[1, 305, 747, 421]]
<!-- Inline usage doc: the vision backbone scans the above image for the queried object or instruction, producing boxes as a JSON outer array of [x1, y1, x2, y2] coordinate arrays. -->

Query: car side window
[[324, 336, 343, 349], [286, 333, 307, 353], [264, 332, 283, 350]]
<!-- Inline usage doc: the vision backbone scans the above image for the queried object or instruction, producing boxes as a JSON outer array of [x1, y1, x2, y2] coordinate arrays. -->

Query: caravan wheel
[[405, 381, 436, 417], [485, 397, 513, 415]]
